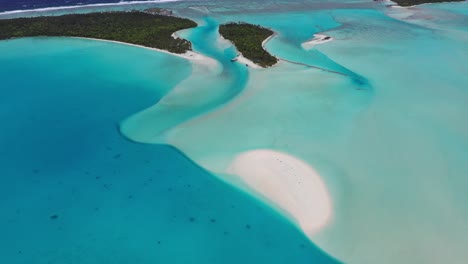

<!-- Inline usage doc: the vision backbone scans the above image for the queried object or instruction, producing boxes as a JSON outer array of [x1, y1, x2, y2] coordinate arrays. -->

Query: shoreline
[[69, 36, 219, 68], [235, 53, 263, 69], [259, 32, 281, 68], [224, 29, 351, 77], [0, 0, 182, 16], [0, 11, 198, 54], [261, 33, 277, 49], [219, 35, 266, 69], [388, 0, 466, 8], [226, 149, 332, 236], [235, 32, 280, 69], [218, 22, 280, 69]]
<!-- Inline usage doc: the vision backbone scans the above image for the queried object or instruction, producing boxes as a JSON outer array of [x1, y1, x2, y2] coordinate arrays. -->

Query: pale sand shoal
[[226, 149, 332, 236], [301, 34, 334, 50], [81, 36, 331, 235]]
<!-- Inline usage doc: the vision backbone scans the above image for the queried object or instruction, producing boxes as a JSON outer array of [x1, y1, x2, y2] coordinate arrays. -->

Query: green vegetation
[[391, 0, 464, 6], [143, 8, 173, 16], [0, 11, 197, 54], [219, 22, 278, 67]]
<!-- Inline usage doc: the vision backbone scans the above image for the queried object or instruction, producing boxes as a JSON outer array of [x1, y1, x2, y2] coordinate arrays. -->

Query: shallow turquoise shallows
[[1, 0, 468, 263], [0, 37, 339, 264]]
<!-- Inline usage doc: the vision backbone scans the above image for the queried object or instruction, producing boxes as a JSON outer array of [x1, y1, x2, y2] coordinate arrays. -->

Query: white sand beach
[[235, 54, 263, 69], [261, 33, 276, 48], [71, 37, 219, 68], [226, 149, 332, 235]]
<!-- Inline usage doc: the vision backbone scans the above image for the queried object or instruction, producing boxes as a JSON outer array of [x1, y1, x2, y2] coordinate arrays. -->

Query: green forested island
[[219, 22, 278, 67], [392, 0, 465, 6], [0, 11, 197, 53]]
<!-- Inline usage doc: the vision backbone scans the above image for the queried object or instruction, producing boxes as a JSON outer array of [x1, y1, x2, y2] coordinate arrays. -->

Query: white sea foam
[[0, 0, 182, 16]]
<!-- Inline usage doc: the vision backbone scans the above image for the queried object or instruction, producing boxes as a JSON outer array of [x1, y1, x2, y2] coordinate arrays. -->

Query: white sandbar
[[301, 34, 334, 50], [226, 149, 332, 235]]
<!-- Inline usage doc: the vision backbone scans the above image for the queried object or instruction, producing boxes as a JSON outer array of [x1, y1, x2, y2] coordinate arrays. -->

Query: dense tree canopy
[[0, 11, 197, 53], [219, 22, 278, 68]]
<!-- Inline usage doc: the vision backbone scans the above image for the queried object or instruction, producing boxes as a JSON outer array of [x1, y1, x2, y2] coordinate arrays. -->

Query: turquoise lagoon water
[[122, 1, 468, 263], [0, 38, 339, 263], [1, 0, 468, 264], [120, 16, 250, 142]]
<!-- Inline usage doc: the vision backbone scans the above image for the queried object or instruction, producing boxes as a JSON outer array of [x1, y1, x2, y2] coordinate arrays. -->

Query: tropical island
[[0, 11, 197, 54], [391, 0, 465, 6], [219, 22, 278, 68]]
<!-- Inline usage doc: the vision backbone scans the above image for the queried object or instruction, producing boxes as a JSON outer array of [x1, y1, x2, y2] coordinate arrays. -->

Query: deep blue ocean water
[[0, 0, 132, 12], [0, 37, 339, 263]]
